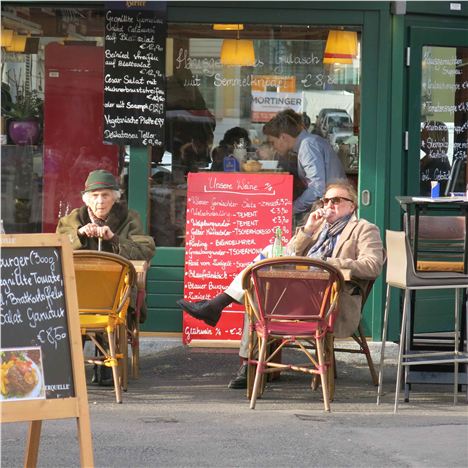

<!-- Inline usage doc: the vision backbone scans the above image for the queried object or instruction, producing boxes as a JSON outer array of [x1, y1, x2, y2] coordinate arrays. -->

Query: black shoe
[[99, 366, 114, 387], [177, 299, 221, 327], [90, 365, 100, 385], [228, 364, 248, 389]]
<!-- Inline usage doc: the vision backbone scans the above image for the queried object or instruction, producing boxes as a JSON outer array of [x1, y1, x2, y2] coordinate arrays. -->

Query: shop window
[[1, 6, 362, 244], [153, 24, 362, 246], [419, 45, 468, 196]]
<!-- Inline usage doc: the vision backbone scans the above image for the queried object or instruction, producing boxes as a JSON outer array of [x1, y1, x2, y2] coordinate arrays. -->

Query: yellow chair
[[73, 250, 136, 403]]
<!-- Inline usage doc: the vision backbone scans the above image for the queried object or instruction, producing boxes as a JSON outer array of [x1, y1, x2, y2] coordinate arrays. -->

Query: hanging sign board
[[0, 234, 93, 467], [103, 1, 167, 146], [251, 91, 304, 123], [182, 172, 293, 345]]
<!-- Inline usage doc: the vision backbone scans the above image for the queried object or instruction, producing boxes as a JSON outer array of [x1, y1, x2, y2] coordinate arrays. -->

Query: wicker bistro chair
[[241, 256, 345, 412], [326, 278, 379, 400], [73, 250, 136, 404], [377, 231, 468, 412]]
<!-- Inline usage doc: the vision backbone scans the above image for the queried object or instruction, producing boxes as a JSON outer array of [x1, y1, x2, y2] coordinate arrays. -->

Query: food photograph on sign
[[0, 347, 46, 401]]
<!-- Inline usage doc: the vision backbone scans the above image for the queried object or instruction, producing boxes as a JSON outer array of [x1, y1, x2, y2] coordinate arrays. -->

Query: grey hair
[[82, 189, 121, 205]]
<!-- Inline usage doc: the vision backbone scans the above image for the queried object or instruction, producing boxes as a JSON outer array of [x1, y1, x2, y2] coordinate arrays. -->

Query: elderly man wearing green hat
[[57, 169, 155, 385], [57, 169, 155, 259]]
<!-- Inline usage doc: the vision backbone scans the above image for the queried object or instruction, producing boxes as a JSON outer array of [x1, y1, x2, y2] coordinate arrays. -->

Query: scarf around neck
[[87, 206, 108, 226], [306, 214, 352, 260]]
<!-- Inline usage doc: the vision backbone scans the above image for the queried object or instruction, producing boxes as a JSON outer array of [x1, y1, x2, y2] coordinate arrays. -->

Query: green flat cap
[[83, 170, 119, 193]]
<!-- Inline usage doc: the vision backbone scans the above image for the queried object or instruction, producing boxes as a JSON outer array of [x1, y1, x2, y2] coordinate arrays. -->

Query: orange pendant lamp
[[220, 39, 255, 66], [216, 23, 255, 66], [323, 30, 358, 64], [5, 33, 28, 53], [1, 29, 14, 48]]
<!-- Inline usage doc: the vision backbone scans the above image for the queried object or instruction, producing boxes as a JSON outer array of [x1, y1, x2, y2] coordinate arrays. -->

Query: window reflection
[[420, 46, 468, 196], [152, 24, 362, 246], [0, 7, 362, 244]]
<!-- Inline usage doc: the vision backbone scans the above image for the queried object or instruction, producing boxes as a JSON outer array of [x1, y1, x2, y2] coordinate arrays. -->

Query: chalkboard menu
[[183, 172, 293, 344], [1, 246, 74, 399], [103, 1, 166, 146]]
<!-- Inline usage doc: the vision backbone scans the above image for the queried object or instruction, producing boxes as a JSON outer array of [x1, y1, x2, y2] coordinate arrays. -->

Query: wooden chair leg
[[250, 337, 267, 409], [246, 325, 256, 400], [357, 323, 378, 386], [326, 333, 335, 402], [131, 319, 140, 379], [316, 334, 330, 412], [127, 312, 140, 379], [108, 329, 122, 404], [118, 323, 128, 392]]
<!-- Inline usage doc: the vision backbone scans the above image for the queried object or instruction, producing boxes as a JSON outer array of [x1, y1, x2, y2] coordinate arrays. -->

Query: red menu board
[[183, 172, 293, 344]]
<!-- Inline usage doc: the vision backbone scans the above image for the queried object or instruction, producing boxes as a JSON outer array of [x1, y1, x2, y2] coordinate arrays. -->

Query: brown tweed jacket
[[288, 213, 384, 338]]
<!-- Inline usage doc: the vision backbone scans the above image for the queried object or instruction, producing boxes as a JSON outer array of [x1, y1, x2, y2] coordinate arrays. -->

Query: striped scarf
[[306, 214, 352, 260]]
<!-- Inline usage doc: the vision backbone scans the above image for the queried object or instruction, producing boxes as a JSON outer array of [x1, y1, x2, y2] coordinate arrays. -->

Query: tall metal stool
[[377, 230, 468, 412]]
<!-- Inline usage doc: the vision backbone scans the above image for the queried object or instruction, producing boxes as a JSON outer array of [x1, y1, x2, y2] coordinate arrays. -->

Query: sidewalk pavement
[[2, 338, 467, 468]]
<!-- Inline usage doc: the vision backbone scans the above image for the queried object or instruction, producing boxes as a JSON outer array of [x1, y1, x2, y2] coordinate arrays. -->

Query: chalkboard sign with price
[[103, 1, 167, 146], [0, 234, 93, 467], [183, 172, 293, 345], [1, 244, 74, 399]]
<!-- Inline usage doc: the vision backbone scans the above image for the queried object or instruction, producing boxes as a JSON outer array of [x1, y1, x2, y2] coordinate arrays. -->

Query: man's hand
[[303, 208, 330, 236], [78, 223, 114, 240]]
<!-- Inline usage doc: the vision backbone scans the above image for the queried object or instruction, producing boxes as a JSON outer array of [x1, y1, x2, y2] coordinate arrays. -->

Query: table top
[[396, 195, 468, 206]]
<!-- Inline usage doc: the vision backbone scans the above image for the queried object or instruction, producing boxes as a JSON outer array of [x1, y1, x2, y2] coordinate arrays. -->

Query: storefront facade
[[2, 1, 467, 339]]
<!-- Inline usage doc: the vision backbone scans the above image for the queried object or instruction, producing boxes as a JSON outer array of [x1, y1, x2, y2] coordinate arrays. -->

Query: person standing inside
[[263, 110, 346, 226]]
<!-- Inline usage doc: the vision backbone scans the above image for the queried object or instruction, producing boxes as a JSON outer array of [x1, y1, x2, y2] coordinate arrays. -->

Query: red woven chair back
[[244, 257, 344, 333]]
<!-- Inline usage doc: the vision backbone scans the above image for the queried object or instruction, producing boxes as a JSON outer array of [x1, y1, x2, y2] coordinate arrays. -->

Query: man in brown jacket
[[57, 169, 155, 385], [56, 169, 155, 261], [178, 181, 384, 388]]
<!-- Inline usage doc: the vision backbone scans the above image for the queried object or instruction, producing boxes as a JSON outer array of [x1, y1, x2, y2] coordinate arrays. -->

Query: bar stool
[[377, 230, 468, 412]]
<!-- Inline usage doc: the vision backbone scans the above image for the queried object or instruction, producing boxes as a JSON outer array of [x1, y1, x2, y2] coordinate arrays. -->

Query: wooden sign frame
[[0, 234, 93, 467]]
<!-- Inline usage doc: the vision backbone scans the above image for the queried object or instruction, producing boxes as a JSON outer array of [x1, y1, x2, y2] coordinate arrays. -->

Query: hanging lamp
[[213, 24, 244, 31], [1, 29, 14, 48], [323, 30, 357, 64], [5, 33, 27, 53], [220, 39, 255, 66], [218, 23, 255, 66]]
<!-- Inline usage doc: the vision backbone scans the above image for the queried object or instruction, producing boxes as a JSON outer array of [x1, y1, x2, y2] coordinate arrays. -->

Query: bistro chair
[[330, 278, 380, 396], [377, 231, 468, 412], [73, 250, 136, 403], [126, 260, 149, 379], [242, 256, 344, 412]]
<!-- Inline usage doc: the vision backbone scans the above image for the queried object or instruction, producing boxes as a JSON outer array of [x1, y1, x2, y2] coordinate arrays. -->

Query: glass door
[[406, 26, 468, 334], [407, 27, 468, 197]]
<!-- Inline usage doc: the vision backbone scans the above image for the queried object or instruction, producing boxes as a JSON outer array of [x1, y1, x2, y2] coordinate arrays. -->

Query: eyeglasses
[[320, 196, 354, 206]]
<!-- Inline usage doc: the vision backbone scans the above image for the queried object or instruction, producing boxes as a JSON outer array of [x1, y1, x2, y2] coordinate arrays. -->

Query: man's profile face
[[267, 134, 291, 156], [87, 189, 115, 219]]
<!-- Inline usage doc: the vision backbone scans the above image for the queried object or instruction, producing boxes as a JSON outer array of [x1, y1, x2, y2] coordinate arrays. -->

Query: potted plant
[[4, 77, 43, 145]]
